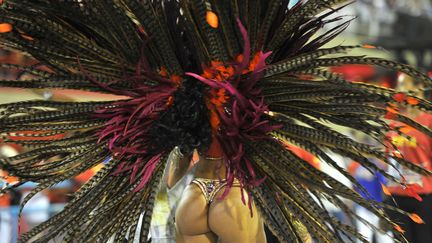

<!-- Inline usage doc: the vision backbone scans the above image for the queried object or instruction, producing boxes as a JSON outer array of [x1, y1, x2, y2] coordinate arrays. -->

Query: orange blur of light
[[399, 126, 414, 134], [407, 97, 419, 105], [386, 107, 398, 114], [392, 93, 406, 103], [7, 131, 65, 141], [236, 54, 244, 63], [394, 224, 405, 233], [362, 44, 377, 49], [17, 29, 34, 41], [381, 183, 391, 196], [192, 150, 199, 163], [159, 67, 168, 77], [206, 11, 219, 28], [0, 170, 19, 185], [21, 34, 34, 41], [170, 74, 182, 86], [409, 213, 425, 224], [166, 96, 174, 106], [0, 23, 12, 33]]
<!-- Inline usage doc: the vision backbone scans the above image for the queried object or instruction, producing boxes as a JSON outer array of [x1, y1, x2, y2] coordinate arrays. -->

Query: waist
[[194, 159, 227, 179]]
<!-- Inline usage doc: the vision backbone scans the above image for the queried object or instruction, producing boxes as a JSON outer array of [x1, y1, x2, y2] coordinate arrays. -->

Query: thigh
[[208, 187, 266, 243]]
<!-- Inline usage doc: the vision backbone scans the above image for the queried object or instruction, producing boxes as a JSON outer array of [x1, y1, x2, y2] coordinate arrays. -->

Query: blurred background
[[1, 1, 432, 242]]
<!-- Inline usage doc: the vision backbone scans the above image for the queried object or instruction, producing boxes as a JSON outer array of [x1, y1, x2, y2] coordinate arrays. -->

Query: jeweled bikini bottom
[[191, 178, 240, 204]]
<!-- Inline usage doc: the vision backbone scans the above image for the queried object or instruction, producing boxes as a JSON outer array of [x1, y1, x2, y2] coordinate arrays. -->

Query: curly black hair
[[149, 78, 212, 155]]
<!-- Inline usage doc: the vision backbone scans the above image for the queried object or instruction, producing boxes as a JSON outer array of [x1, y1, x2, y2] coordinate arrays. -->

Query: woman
[[167, 141, 310, 242], [174, 142, 266, 243]]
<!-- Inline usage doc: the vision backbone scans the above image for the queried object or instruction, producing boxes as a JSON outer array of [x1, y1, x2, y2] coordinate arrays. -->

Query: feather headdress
[[0, 1, 431, 242]]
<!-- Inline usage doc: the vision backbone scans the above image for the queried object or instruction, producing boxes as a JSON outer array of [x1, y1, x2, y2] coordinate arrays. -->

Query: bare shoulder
[[175, 184, 211, 236], [208, 187, 266, 243]]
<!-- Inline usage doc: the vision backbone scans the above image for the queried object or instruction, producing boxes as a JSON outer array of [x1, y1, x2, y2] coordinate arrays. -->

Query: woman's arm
[[166, 147, 193, 189]]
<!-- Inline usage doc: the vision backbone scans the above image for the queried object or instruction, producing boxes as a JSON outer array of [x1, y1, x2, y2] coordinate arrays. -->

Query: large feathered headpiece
[[0, 1, 431, 242]]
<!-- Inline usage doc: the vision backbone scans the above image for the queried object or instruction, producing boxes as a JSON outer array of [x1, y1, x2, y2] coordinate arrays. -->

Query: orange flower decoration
[[215, 65, 234, 79], [248, 53, 261, 71], [209, 89, 228, 107], [158, 67, 182, 86], [193, 47, 270, 130], [209, 109, 220, 129], [200, 61, 232, 129]]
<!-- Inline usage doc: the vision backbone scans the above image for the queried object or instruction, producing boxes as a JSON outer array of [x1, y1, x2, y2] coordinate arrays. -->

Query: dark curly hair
[[149, 78, 212, 155]]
